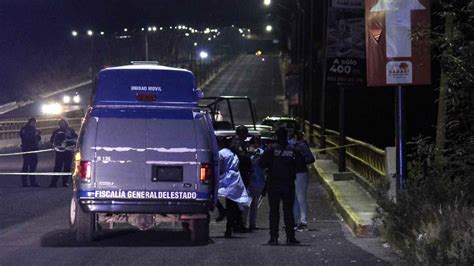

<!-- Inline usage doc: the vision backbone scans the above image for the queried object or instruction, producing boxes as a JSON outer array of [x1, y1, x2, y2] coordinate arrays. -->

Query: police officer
[[261, 126, 304, 245], [49, 119, 77, 187], [19, 117, 41, 187]]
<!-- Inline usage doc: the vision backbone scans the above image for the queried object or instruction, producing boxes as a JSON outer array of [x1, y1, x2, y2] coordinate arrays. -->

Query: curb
[[310, 161, 374, 237]]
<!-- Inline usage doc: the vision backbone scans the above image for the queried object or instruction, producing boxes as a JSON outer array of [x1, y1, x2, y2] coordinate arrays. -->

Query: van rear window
[[94, 69, 197, 106]]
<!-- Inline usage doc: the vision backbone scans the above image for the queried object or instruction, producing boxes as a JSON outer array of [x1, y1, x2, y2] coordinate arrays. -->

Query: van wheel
[[75, 202, 97, 242], [190, 218, 209, 243]]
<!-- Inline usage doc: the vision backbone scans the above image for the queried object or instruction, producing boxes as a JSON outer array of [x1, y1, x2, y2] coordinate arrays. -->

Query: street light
[[71, 31, 78, 37], [199, 51, 209, 59], [123, 28, 128, 32], [265, 25, 273, 32], [87, 30, 93, 36], [264, 0, 271, 6], [100, 31, 104, 35]]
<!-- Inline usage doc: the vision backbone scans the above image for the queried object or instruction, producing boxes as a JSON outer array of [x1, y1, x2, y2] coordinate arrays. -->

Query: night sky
[[0, 0, 264, 102]]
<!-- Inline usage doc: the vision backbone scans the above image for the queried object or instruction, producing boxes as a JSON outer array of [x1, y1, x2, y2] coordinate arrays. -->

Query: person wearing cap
[[19, 117, 41, 187], [261, 126, 304, 245], [49, 118, 77, 187]]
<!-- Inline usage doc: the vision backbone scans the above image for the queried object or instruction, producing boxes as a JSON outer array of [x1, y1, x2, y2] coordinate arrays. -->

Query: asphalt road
[[0, 55, 400, 265]]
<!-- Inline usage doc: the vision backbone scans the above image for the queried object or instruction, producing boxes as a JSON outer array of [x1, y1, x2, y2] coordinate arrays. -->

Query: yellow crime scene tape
[[312, 143, 358, 153], [0, 148, 73, 176], [0, 148, 55, 157], [0, 172, 72, 176]]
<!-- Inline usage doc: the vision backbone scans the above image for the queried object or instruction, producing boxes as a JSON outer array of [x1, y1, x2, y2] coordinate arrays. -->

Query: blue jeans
[[293, 172, 309, 224]]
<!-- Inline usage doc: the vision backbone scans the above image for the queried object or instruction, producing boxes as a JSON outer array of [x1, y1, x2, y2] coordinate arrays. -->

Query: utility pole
[[319, 0, 329, 151], [308, 0, 315, 144]]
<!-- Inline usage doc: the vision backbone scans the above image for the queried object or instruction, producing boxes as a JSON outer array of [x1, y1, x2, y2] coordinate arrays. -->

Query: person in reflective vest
[[49, 119, 77, 187], [261, 126, 304, 245]]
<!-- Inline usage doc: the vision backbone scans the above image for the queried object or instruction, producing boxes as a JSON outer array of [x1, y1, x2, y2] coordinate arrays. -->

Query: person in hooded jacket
[[217, 136, 251, 238], [49, 119, 77, 187], [261, 126, 304, 245], [19, 117, 41, 187], [289, 130, 315, 231]]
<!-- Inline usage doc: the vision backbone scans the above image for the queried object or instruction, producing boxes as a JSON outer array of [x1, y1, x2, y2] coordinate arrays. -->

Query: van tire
[[75, 203, 97, 243], [190, 218, 209, 243]]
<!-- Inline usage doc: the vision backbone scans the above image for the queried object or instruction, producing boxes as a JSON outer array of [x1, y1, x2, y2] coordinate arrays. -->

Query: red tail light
[[200, 163, 212, 184], [136, 93, 157, 102], [77, 161, 92, 183]]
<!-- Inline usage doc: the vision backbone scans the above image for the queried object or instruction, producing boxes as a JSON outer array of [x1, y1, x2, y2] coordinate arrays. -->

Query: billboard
[[365, 0, 431, 86], [326, 1, 366, 88]]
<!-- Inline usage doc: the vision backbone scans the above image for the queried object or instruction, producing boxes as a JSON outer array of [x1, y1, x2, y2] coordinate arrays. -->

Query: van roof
[[104, 64, 192, 73]]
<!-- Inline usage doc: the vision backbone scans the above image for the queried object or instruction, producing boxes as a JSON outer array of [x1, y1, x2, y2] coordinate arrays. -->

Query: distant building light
[[87, 30, 93, 36], [123, 28, 128, 32], [71, 31, 78, 37], [141, 28, 145, 31], [160, 27, 163, 30], [194, 42, 198, 46], [185, 33, 190, 36], [208, 37, 211, 41], [100, 31, 105, 35]]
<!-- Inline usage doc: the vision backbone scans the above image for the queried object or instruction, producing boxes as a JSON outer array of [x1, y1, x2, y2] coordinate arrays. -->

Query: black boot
[[286, 238, 300, 245], [267, 238, 278, 246]]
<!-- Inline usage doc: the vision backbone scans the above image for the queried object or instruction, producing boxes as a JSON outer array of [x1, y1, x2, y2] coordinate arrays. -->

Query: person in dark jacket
[[289, 130, 315, 231], [19, 117, 41, 187], [230, 125, 253, 232], [49, 119, 77, 187], [231, 125, 253, 187], [261, 126, 304, 245]]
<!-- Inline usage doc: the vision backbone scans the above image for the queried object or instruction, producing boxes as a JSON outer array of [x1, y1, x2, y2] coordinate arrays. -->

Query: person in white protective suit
[[217, 136, 251, 238]]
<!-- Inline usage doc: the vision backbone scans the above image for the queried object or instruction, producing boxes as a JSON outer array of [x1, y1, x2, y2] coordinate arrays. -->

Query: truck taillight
[[77, 161, 92, 183], [200, 163, 212, 184]]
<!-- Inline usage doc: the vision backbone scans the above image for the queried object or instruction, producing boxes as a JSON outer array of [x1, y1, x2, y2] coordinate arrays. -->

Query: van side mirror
[[195, 89, 204, 99]]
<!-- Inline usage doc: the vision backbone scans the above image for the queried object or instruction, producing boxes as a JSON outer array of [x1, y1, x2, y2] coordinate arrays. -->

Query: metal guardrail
[[0, 117, 83, 141], [303, 120, 387, 191]]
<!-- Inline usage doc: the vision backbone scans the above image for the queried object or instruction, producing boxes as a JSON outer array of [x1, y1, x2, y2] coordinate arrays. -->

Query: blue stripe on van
[[91, 108, 194, 120]]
